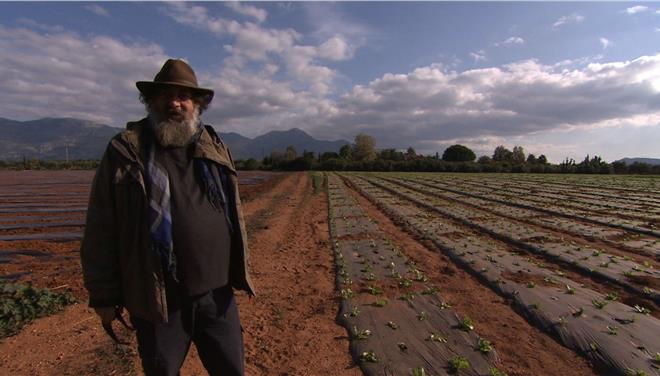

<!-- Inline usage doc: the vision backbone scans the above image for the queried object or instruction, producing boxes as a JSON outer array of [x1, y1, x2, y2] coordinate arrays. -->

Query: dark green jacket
[[80, 118, 255, 323]]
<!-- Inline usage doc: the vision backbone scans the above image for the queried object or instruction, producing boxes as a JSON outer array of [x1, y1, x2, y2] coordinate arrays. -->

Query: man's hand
[[94, 306, 118, 325]]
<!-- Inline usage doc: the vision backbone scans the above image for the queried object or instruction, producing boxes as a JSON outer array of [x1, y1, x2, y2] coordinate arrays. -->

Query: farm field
[[0, 170, 658, 375], [330, 172, 658, 375]]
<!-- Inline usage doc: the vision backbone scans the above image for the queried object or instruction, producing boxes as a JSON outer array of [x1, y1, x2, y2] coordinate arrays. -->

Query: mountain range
[[0, 117, 348, 161]]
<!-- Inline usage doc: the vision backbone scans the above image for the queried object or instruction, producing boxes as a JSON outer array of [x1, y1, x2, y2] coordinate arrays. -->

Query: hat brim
[[136, 81, 214, 104]]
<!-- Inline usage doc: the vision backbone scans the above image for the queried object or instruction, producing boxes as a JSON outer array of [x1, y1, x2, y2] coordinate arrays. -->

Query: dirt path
[[0, 172, 354, 376]]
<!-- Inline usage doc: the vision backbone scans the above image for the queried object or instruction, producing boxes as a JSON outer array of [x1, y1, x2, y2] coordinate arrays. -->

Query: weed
[[592, 300, 608, 309], [373, 298, 389, 307]]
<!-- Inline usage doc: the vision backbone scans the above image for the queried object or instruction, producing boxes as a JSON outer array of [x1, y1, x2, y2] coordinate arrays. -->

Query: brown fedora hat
[[136, 59, 214, 104]]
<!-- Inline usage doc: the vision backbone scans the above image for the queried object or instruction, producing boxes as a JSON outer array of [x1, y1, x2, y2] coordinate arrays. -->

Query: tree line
[[236, 133, 660, 174]]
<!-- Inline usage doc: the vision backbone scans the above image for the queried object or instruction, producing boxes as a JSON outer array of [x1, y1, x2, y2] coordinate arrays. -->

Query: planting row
[[389, 174, 659, 259], [342, 173, 660, 375], [360, 174, 659, 305], [328, 175, 501, 375], [414, 174, 659, 236]]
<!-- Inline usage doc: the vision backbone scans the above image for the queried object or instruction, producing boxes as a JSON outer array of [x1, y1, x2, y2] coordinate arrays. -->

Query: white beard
[[150, 108, 200, 148]]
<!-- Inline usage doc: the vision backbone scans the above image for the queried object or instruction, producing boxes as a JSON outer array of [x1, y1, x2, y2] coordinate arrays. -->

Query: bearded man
[[81, 59, 255, 376]]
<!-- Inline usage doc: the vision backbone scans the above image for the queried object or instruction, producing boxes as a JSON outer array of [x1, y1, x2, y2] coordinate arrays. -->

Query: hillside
[[0, 118, 348, 160]]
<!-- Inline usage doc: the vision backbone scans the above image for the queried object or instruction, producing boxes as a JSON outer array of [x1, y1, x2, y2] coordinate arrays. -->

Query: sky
[[1, 1, 659, 162]]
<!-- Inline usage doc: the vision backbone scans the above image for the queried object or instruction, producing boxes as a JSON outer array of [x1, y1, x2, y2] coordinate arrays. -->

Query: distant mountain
[[0, 117, 349, 161], [228, 127, 348, 160], [615, 158, 660, 166]]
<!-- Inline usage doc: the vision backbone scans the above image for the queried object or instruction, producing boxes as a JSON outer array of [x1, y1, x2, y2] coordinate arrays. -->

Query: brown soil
[[343, 176, 598, 376], [0, 171, 354, 376]]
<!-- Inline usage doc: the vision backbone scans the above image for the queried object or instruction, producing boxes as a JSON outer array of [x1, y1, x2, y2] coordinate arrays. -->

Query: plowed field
[[0, 171, 658, 376]]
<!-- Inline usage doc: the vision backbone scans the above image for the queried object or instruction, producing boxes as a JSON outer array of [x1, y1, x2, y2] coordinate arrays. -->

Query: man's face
[[148, 86, 201, 147], [150, 87, 197, 124]]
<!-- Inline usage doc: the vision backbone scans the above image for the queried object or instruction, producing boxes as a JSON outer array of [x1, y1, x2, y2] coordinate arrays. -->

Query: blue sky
[[1, 2, 659, 162]]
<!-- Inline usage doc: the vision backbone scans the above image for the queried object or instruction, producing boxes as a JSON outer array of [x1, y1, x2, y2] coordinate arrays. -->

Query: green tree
[[339, 144, 352, 160], [512, 146, 525, 163], [537, 154, 548, 164], [492, 146, 513, 162], [526, 153, 537, 164], [284, 145, 298, 161], [442, 144, 476, 162], [352, 133, 376, 161]]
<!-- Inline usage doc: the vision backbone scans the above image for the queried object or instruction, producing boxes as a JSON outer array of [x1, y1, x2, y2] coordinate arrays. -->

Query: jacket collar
[[112, 118, 236, 173]]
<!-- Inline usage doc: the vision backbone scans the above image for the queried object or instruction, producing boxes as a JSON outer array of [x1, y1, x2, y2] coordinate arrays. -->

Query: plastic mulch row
[[328, 175, 498, 376], [345, 174, 660, 375]]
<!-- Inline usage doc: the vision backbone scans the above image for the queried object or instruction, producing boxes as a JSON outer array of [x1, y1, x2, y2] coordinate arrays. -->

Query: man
[[81, 59, 255, 376]]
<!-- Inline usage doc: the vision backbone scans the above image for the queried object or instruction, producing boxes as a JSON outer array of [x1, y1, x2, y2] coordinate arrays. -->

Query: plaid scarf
[[145, 121, 233, 282]]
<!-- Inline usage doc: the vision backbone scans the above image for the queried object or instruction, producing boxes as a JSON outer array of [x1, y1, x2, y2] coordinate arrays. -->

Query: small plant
[[399, 291, 416, 302], [530, 302, 540, 310], [420, 286, 439, 295], [386, 321, 398, 329], [592, 300, 608, 309], [398, 278, 413, 288], [341, 288, 355, 300], [572, 307, 584, 317], [428, 332, 447, 343], [565, 284, 576, 295], [458, 316, 474, 331], [624, 369, 648, 376], [364, 273, 376, 282], [448, 356, 470, 374], [418, 311, 428, 321], [605, 292, 618, 301], [397, 342, 408, 352], [360, 351, 378, 363], [438, 301, 452, 309], [526, 281, 536, 288], [633, 305, 651, 315], [367, 285, 384, 296], [475, 338, 493, 354], [352, 326, 372, 340], [606, 325, 618, 336], [344, 306, 360, 318], [412, 367, 427, 376], [489, 367, 509, 376], [373, 298, 389, 307]]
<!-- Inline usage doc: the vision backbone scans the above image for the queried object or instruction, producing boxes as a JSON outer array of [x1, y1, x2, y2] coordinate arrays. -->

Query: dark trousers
[[131, 285, 244, 376]]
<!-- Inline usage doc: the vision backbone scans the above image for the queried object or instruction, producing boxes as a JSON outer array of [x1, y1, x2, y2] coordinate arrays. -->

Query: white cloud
[[470, 50, 486, 62], [225, 2, 267, 23], [85, 4, 109, 17], [599, 37, 611, 49], [494, 36, 525, 47], [625, 5, 648, 14], [553, 13, 584, 29], [0, 24, 168, 125]]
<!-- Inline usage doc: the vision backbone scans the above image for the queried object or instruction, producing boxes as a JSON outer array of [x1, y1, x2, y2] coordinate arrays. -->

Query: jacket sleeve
[[80, 144, 122, 308]]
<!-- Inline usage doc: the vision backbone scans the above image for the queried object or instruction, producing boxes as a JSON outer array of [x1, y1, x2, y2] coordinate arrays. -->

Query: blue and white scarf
[[145, 121, 233, 281]]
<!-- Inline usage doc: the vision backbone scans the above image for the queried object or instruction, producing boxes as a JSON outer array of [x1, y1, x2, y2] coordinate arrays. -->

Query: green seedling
[[624, 369, 647, 376], [352, 326, 372, 340], [399, 291, 416, 302], [386, 321, 398, 330], [397, 342, 408, 352], [448, 356, 470, 374], [605, 292, 618, 301], [398, 279, 413, 288], [367, 285, 384, 296], [360, 351, 378, 363], [373, 298, 389, 307], [345, 306, 359, 318], [592, 300, 608, 309], [633, 305, 651, 315], [364, 273, 376, 282], [458, 317, 474, 331], [340, 288, 355, 300], [418, 311, 428, 321], [428, 332, 447, 343], [412, 368, 427, 376], [531, 302, 540, 310], [420, 286, 439, 295], [475, 338, 493, 354], [489, 367, 509, 376], [606, 325, 618, 335], [526, 282, 536, 288]]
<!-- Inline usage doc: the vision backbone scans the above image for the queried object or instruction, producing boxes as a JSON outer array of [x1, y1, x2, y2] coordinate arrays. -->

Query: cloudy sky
[[1, 2, 659, 162]]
